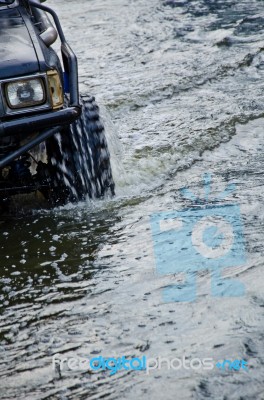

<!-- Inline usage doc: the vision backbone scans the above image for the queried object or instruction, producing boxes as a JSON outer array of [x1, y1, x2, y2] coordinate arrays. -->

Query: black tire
[[45, 95, 115, 204]]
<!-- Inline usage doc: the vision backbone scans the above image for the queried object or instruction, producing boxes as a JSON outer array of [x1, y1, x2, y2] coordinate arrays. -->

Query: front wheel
[[45, 95, 115, 204]]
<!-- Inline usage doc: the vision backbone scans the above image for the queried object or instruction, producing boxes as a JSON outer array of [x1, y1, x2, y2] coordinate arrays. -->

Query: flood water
[[0, 0, 264, 399]]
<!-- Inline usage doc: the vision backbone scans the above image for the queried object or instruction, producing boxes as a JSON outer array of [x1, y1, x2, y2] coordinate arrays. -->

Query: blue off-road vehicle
[[0, 0, 115, 211]]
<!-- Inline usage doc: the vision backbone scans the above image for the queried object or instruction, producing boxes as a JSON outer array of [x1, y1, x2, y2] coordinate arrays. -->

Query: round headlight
[[5, 78, 45, 109]]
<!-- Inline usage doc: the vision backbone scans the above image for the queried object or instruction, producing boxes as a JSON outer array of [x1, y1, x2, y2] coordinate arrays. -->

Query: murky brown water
[[0, 0, 264, 399]]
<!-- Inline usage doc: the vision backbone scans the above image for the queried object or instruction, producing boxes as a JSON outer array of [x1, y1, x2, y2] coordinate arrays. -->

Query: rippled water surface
[[1, 0, 264, 399]]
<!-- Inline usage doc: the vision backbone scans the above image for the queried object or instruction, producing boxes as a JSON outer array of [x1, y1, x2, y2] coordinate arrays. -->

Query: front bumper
[[0, 106, 81, 170], [0, 106, 81, 137]]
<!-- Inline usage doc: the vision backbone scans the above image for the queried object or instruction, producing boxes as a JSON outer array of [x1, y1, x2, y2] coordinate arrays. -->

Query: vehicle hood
[[0, 8, 39, 79]]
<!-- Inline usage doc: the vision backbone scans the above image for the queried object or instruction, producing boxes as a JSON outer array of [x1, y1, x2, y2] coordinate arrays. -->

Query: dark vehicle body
[[0, 0, 114, 210]]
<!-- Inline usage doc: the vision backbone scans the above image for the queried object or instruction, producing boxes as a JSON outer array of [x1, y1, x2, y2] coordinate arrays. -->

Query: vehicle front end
[[0, 0, 81, 203]]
